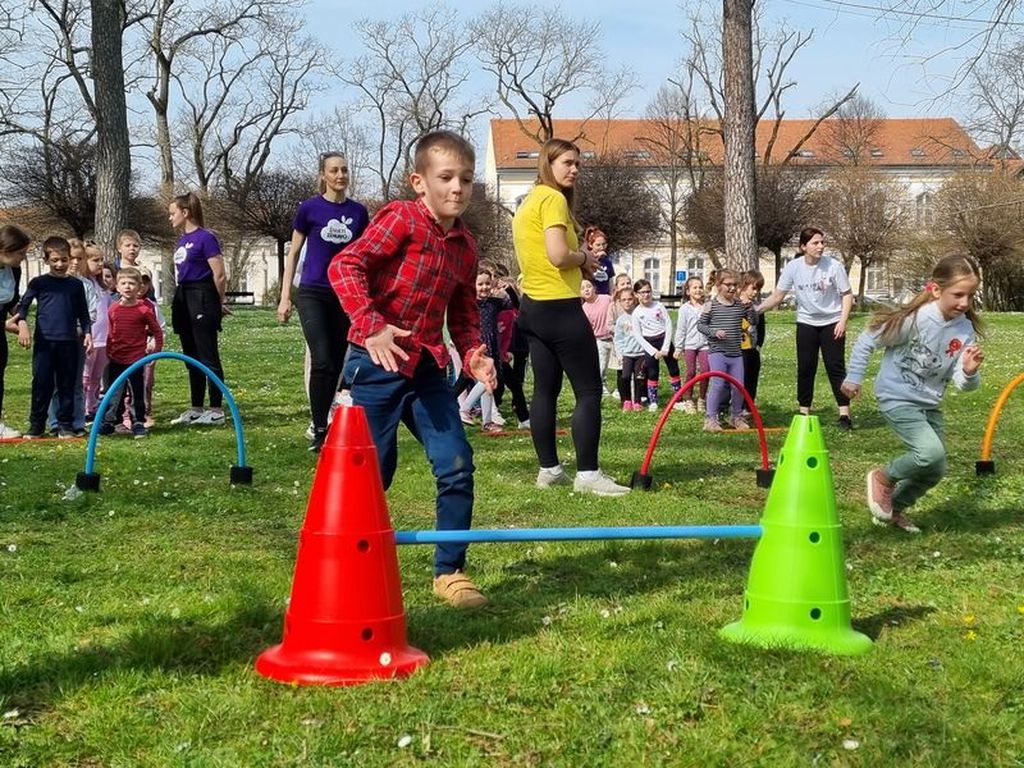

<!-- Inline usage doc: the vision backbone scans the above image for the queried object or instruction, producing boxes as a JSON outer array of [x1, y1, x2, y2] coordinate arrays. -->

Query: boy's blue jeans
[[343, 346, 475, 576], [882, 405, 947, 511]]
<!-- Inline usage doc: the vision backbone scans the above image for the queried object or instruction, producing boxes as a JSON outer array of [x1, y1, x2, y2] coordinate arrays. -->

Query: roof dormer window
[[515, 150, 540, 160], [910, 148, 926, 157]]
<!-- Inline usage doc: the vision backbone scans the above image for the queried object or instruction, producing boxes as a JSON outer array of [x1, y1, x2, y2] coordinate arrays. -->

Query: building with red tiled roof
[[485, 117, 988, 299]]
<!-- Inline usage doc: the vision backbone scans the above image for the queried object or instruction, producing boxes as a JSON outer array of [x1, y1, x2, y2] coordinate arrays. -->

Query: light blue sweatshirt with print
[[844, 301, 979, 411]]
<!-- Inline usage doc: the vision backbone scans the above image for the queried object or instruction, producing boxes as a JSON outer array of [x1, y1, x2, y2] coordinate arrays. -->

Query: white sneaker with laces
[[573, 470, 631, 497], [305, 422, 316, 440], [491, 411, 506, 426], [0, 422, 22, 439], [648, 402, 659, 412], [194, 409, 226, 425], [170, 408, 203, 425], [536, 465, 571, 489], [517, 419, 531, 430]]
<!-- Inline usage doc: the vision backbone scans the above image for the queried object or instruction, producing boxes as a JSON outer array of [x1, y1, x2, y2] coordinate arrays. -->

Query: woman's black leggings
[[518, 296, 601, 471], [296, 285, 350, 431], [0, 326, 8, 417], [795, 322, 850, 408], [172, 281, 224, 409], [499, 351, 529, 423]]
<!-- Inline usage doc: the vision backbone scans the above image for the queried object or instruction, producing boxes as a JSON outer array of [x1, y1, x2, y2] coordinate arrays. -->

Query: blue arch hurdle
[[74, 351, 253, 492]]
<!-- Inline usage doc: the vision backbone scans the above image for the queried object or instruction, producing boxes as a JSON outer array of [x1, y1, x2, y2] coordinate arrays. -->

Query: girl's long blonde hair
[[868, 255, 984, 344]]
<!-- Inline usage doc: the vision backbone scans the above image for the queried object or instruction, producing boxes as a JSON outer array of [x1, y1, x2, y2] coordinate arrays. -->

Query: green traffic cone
[[720, 414, 871, 655]]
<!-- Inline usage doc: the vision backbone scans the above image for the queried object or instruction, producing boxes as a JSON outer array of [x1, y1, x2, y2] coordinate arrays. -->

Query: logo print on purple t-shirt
[[320, 217, 353, 245]]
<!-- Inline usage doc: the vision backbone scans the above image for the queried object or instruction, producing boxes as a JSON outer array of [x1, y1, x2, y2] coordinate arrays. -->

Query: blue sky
[[305, 0, 980, 122]]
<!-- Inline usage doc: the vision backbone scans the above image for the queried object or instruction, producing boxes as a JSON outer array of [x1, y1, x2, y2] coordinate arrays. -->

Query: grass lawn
[[2, 308, 1023, 767]]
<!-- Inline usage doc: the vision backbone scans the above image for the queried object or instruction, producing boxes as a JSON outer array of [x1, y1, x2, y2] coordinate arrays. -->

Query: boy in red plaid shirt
[[330, 130, 496, 608]]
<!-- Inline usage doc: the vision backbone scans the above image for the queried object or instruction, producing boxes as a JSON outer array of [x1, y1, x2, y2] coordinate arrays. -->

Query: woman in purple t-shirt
[[168, 192, 229, 426], [277, 152, 369, 451]]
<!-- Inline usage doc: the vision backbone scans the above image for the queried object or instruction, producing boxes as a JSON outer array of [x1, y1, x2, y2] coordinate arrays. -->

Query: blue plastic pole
[[394, 525, 763, 545], [83, 351, 247, 474]]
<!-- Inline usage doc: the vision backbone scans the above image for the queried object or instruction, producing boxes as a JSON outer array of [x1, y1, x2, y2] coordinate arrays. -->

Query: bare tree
[[818, 165, 906, 305], [471, 2, 635, 144], [462, 184, 515, 269], [936, 171, 1024, 310], [820, 93, 885, 164], [968, 41, 1024, 163], [338, 6, 489, 201], [140, 0, 273, 201], [636, 83, 713, 287], [681, 0, 857, 269], [575, 153, 664, 253]]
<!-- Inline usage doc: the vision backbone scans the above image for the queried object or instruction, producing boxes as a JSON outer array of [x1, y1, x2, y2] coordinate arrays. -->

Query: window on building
[[951, 148, 966, 157], [870, 148, 884, 157], [643, 257, 660, 292], [915, 191, 935, 227], [581, 150, 596, 160], [797, 149, 815, 158], [910, 148, 926, 158], [515, 150, 540, 160], [612, 250, 631, 277], [842, 148, 856, 159], [865, 260, 887, 293], [623, 150, 651, 160], [687, 255, 705, 278]]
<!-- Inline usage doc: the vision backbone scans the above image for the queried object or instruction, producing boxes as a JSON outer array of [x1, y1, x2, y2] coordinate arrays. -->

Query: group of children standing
[[0, 227, 164, 439]]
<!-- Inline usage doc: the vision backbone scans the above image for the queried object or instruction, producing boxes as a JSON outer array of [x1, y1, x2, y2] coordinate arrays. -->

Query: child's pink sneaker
[[632, 402, 644, 411], [622, 400, 634, 412]]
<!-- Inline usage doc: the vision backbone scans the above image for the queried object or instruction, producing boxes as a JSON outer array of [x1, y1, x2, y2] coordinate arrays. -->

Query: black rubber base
[[756, 468, 775, 488], [975, 460, 996, 476], [76, 471, 101, 492], [630, 471, 653, 491], [230, 465, 254, 485]]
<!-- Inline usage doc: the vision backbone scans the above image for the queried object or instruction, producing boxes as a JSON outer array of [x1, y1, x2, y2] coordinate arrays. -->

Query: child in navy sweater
[[14, 236, 93, 438]]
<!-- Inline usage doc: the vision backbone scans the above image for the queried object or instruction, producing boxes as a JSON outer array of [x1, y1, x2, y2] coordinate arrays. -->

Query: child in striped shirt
[[696, 268, 759, 431]]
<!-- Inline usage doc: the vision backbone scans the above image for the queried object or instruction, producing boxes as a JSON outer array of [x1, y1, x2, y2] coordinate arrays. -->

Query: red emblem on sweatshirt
[[946, 338, 963, 357]]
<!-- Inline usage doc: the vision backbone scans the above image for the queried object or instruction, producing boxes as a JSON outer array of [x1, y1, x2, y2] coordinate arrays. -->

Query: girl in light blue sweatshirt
[[841, 255, 985, 533]]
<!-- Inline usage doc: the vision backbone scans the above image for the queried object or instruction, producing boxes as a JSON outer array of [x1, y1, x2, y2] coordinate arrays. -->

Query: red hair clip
[[925, 281, 937, 292]]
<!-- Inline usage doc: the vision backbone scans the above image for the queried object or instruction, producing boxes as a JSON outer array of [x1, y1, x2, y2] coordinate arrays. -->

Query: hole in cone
[[806, 456, 818, 469], [809, 531, 820, 543], [352, 452, 365, 466], [361, 627, 374, 641], [357, 539, 369, 552], [810, 608, 822, 620]]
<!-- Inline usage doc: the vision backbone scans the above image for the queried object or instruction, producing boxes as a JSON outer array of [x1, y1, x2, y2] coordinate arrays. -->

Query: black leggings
[[104, 359, 146, 426], [499, 351, 529, 423], [0, 327, 7, 417], [642, 334, 680, 382], [796, 322, 850, 408], [296, 285, 350, 431], [618, 356, 644, 402], [518, 296, 601, 471], [172, 281, 224, 409]]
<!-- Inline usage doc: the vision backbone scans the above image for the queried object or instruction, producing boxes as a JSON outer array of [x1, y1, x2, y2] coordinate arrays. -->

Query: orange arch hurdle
[[976, 372, 1024, 475]]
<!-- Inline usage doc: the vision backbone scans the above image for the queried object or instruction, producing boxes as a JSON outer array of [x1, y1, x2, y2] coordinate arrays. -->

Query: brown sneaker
[[866, 468, 894, 522], [703, 417, 723, 432], [433, 570, 488, 609]]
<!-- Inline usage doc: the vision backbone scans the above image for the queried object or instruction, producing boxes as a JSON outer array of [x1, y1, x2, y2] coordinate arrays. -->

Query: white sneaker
[[170, 408, 203, 425], [648, 402, 659, 412], [671, 402, 688, 412], [0, 422, 22, 439], [610, 390, 620, 400], [681, 400, 697, 414], [491, 411, 506, 426], [193, 409, 226, 425], [305, 422, 316, 440], [536, 465, 571, 489], [573, 471, 631, 497], [517, 419, 531, 430]]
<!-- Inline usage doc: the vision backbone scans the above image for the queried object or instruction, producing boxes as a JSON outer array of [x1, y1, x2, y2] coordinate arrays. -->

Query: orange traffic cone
[[255, 406, 429, 685]]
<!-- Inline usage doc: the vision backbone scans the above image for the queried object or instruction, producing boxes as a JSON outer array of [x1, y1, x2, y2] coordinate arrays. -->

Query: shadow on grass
[[0, 600, 279, 713], [409, 538, 756, 656], [852, 603, 937, 640]]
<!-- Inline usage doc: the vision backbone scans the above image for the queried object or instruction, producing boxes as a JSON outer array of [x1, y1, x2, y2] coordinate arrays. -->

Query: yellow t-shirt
[[512, 184, 581, 300]]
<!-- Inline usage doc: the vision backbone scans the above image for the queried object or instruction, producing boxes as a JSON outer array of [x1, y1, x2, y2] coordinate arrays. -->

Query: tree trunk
[[668, 221, 679, 293], [90, 0, 131, 252], [773, 248, 783, 287], [857, 256, 868, 308], [278, 238, 287, 283], [722, 0, 758, 271]]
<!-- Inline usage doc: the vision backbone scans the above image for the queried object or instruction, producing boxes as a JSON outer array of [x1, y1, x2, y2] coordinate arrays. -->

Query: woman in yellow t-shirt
[[512, 138, 629, 497]]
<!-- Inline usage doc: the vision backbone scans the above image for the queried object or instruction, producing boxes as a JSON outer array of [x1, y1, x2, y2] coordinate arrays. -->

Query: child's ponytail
[[868, 255, 984, 343]]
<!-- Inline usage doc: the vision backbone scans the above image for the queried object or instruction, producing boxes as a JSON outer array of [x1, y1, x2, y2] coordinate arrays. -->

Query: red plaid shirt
[[328, 198, 480, 379]]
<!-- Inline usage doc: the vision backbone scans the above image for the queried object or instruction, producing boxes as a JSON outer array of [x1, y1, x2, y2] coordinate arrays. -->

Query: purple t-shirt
[[173, 228, 221, 284], [293, 196, 369, 288]]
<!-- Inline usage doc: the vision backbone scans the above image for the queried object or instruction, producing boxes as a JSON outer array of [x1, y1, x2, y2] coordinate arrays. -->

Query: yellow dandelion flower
[[964, 630, 978, 641], [962, 614, 977, 626], [1017, 605, 1024, 616]]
